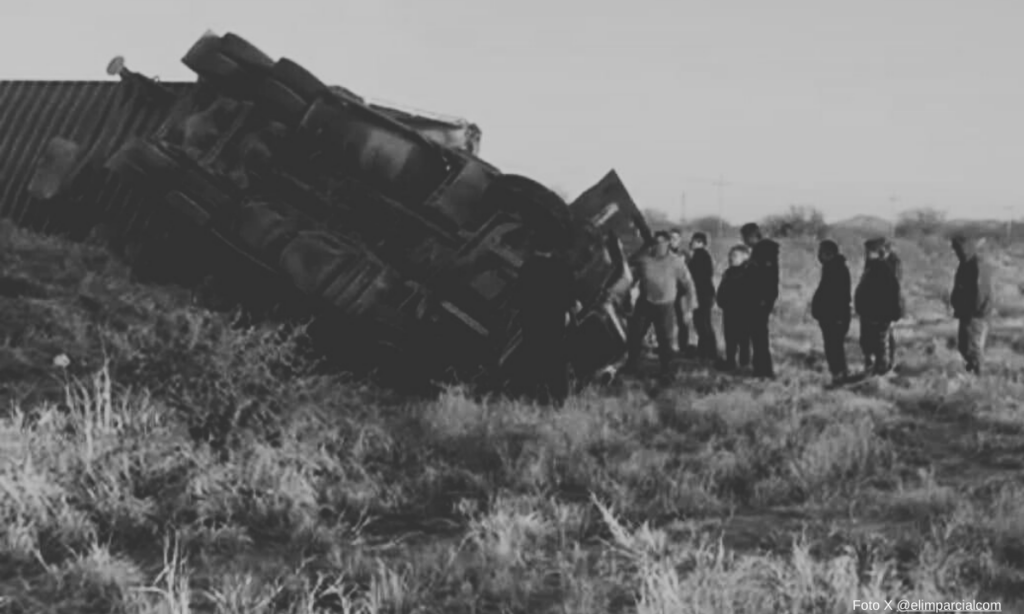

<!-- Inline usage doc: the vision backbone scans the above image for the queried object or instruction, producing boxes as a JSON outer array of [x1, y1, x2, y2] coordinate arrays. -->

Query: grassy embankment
[[1, 219, 1023, 613]]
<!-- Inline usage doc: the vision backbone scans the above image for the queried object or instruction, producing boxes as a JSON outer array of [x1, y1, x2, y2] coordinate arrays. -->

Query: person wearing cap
[[625, 230, 696, 379], [855, 237, 904, 376], [740, 222, 781, 379], [811, 239, 852, 384], [949, 234, 994, 375], [514, 225, 577, 406]]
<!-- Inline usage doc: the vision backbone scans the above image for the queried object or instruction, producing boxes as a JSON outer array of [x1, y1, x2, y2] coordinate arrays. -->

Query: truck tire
[[256, 78, 308, 127], [255, 59, 330, 127], [220, 33, 274, 73], [272, 58, 328, 101], [182, 35, 244, 82], [485, 174, 572, 234]]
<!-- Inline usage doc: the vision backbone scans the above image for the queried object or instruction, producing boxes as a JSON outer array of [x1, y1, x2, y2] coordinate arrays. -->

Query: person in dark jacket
[[686, 232, 719, 361], [949, 234, 994, 375], [854, 237, 904, 376], [881, 240, 903, 367], [716, 244, 752, 371], [811, 240, 852, 384], [515, 226, 577, 406], [741, 223, 780, 378]]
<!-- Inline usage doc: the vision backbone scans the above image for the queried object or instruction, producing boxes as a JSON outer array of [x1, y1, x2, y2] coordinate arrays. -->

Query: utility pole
[[714, 176, 728, 238], [680, 191, 687, 225]]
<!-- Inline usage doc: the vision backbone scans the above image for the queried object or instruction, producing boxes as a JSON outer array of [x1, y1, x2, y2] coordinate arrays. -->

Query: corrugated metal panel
[[0, 79, 194, 234], [0, 78, 484, 238]]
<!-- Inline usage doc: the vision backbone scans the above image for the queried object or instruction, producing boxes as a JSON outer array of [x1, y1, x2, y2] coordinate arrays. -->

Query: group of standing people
[[624, 224, 994, 387], [625, 223, 780, 381], [513, 218, 994, 407], [810, 233, 993, 384]]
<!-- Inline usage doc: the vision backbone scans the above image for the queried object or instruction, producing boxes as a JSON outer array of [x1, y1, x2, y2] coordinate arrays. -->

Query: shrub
[[895, 208, 947, 238], [761, 206, 829, 240]]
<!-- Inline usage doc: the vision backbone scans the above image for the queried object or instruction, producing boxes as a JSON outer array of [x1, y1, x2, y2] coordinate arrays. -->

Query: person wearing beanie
[[811, 239, 852, 384], [855, 237, 904, 376], [740, 222, 780, 379]]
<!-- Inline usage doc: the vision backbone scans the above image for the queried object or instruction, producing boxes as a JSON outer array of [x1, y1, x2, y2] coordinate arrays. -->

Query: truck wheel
[[486, 174, 572, 233], [256, 78, 308, 127], [272, 58, 328, 101], [220, 33, 274, 73], [182, 35, 244, 82]]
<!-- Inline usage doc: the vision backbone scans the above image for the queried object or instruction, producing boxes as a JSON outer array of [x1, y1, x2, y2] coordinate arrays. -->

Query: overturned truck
[[0, 31, 652, 389]]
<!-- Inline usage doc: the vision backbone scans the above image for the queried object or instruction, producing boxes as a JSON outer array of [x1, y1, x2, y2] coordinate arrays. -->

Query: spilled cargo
[[0, 31, 652, 391]]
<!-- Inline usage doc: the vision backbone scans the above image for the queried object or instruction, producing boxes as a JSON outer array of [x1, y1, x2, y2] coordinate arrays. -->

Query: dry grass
[[1, 218, 1022, 612]]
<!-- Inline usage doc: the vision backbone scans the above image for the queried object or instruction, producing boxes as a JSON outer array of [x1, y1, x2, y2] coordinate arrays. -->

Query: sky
[[3, 0, 1023, 223]]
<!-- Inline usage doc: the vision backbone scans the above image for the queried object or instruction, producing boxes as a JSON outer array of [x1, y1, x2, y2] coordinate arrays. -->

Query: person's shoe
[[830, 371, 850, 386]]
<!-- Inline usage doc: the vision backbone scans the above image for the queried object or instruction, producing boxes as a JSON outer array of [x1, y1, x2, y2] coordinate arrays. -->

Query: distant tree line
[[896, 207, 1023, 245], [637, 203, 1021, 246]]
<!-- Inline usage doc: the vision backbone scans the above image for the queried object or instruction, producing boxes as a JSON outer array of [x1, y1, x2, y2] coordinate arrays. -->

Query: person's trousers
[[673, 297, 690, 351], [859, 319, 893, 374], [628, 300, 676, 374], [818, 318, 850, 376], [519, 337, 570, 406], [722, 311, 751, 368], [957, 317, 989, 375], [693, 306, 719, 360], [749, 308, 774, 377]]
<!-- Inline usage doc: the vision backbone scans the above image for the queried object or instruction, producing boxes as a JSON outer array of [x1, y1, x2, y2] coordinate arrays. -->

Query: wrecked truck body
[[0, 31, 652, 389]]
